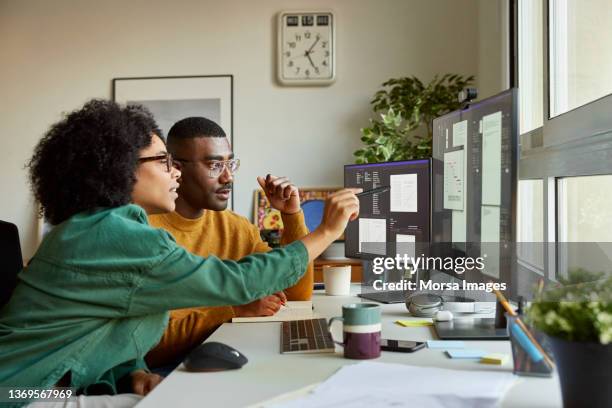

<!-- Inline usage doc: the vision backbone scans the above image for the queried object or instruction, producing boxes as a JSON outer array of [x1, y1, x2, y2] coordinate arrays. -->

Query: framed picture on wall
[[113, 75, 234, 208], [253, 187, 344, 241]]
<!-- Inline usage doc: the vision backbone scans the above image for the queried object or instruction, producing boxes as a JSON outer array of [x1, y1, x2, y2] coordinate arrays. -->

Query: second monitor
[[344, 159, 431, 260], [345, 159, 430, 303]]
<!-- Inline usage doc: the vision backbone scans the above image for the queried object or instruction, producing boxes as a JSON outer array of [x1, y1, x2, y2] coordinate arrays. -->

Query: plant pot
[[547, 335, 612, 408]]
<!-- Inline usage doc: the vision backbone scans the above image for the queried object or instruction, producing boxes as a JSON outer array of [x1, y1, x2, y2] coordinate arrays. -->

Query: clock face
[[278, 12, 335, 85]]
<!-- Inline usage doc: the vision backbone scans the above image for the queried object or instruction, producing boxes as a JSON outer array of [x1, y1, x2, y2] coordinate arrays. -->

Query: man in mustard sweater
[[146, 117, 314, 367]]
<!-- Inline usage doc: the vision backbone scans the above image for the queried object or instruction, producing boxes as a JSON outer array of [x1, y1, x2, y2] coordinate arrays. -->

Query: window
[[549, 0, 612, 117], [515, 0, 612, 280], [518, 0, 544, 133], [557, 175, 612, 276], [517, 179, 544, 270], [557, 175, 612, 242]]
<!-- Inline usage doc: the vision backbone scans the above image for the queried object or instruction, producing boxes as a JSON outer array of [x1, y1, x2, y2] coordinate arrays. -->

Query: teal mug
[[328, 303, 381, 359]]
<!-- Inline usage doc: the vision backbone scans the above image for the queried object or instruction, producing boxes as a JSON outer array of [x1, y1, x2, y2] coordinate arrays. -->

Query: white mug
[[323, 265, 351, 296]]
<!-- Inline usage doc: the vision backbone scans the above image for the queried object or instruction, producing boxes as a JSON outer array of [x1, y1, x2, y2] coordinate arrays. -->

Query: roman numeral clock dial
[[277, 11, 335, 86]]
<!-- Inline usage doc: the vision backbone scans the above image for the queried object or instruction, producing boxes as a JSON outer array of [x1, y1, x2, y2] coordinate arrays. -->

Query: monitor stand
[[434, 299, 509, 340], [358, 260, 415, 304]]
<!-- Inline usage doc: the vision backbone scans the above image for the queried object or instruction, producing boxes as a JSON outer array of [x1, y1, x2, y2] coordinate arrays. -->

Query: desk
[[137, 287, 561, 407]]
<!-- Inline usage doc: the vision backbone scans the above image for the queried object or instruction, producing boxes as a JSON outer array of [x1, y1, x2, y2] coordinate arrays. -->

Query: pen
[[355, 186, 390, 197]]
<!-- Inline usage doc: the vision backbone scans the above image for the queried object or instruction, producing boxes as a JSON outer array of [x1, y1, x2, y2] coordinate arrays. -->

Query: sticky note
[[445, 349, 487, 359], [395, 320, 433, 327], [426, 340, 465, 349], [480, 353, 509, 365]]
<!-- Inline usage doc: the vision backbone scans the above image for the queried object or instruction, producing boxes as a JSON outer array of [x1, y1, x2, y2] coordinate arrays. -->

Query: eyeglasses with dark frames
[[137, 152, 177, 173]]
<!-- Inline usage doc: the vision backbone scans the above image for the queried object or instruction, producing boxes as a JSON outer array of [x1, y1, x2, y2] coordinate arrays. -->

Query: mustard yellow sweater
[[145, 209, 313, 366]]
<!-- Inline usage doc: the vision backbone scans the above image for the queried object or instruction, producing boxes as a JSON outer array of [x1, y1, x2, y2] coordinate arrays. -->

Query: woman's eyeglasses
[[138, 152, 177, 173]]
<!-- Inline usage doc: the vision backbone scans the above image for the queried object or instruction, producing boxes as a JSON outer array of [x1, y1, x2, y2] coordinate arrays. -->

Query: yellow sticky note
[[395, 320, 433, 327], [480, 353, 509, 365]]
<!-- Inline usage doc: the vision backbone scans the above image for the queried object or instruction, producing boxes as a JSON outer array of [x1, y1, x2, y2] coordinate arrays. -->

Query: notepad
[[426, 340, 465, 349], [231, 301, 314, 323], [446, 349, 487, 359], [395, 320, 433, 327]]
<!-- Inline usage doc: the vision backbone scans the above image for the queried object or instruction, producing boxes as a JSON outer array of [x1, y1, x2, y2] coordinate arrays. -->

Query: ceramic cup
[[322, 265, 351, 296], [328, 303, 381, 359]]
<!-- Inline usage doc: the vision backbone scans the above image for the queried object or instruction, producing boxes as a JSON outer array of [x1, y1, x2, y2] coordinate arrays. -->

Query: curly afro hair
[[28, 99, 162, 225]]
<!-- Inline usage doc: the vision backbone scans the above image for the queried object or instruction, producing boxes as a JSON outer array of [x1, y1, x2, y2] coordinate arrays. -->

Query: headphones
[[405, 293, 444, 317], [406, 293, 480, 317]]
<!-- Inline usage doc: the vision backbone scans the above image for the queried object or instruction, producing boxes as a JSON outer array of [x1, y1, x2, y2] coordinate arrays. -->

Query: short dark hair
[[28, 99, 162, 225], [167, 117, 226, 144]]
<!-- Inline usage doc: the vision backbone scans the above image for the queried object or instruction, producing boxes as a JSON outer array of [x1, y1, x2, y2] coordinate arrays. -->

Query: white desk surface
[[137, 287, 562, 408]]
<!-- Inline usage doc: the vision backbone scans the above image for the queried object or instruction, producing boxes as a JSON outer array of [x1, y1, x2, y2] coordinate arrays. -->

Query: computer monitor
[[430, 88, 519, 339], [431, 88, 518, 290], [344, 159, 431, 260], [344, 159, 431, 303]]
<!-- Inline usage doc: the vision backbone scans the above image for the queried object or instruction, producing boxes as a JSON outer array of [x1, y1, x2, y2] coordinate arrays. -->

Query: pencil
[[492, 288, 555, 368]]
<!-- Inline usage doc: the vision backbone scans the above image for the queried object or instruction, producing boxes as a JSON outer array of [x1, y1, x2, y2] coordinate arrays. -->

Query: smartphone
[[381, 339, 426, 353]]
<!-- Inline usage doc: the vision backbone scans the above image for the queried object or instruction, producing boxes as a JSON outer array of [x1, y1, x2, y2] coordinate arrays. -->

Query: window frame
[[513, 0, 612, 281]]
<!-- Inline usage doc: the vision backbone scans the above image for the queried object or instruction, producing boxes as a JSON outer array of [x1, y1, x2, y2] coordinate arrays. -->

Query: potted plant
[[527, 269, 612, 407], [354, 74, 474, 163]]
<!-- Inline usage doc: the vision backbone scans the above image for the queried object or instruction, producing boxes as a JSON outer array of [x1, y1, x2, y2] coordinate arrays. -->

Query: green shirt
[[0, 204, 308, 404]]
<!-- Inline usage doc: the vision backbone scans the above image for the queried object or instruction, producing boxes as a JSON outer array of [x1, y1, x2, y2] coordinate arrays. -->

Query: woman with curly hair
[[0, 100, 360, 407]]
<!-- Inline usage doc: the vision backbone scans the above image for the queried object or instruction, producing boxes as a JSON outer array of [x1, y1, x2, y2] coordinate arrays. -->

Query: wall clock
[[277, 11, 336, 86]]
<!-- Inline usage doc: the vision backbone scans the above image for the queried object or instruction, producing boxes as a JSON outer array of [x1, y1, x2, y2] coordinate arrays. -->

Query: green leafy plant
[[527, 269, 612, 344], [355, 74, 475, 163]]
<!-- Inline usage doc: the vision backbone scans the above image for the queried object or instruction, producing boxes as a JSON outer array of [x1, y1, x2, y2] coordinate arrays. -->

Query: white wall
[[0, 0, 497, 259], [478, 0, 508, 99]]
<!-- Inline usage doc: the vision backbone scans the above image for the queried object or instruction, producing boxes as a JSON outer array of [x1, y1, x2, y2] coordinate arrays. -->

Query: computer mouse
[[434, 310, 454, 322], [183, 342, 248, 372]]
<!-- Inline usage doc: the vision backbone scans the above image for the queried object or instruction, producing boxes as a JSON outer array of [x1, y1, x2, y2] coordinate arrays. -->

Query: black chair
[[0, 220, 23, 308]]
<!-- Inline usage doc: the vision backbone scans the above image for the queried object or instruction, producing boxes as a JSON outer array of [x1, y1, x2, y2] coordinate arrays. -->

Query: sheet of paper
[[395, 233, 415, 259], [390, 173, 417, 212], [358, 218, 386, 254], [314, 362, 515, 398], [444, 149, 464, 211], [231, 301, 313, 323], [274, 392, 470, 408], [274, 361, 516, 408], [481, 205, 501, 279], [451, 128, 468, 242], [453, 120, 467, 147], [481, 205, 500, 242], [482, 111, 502, 206], [452, 209, 467, 243], [249, 383, 318, 408]]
